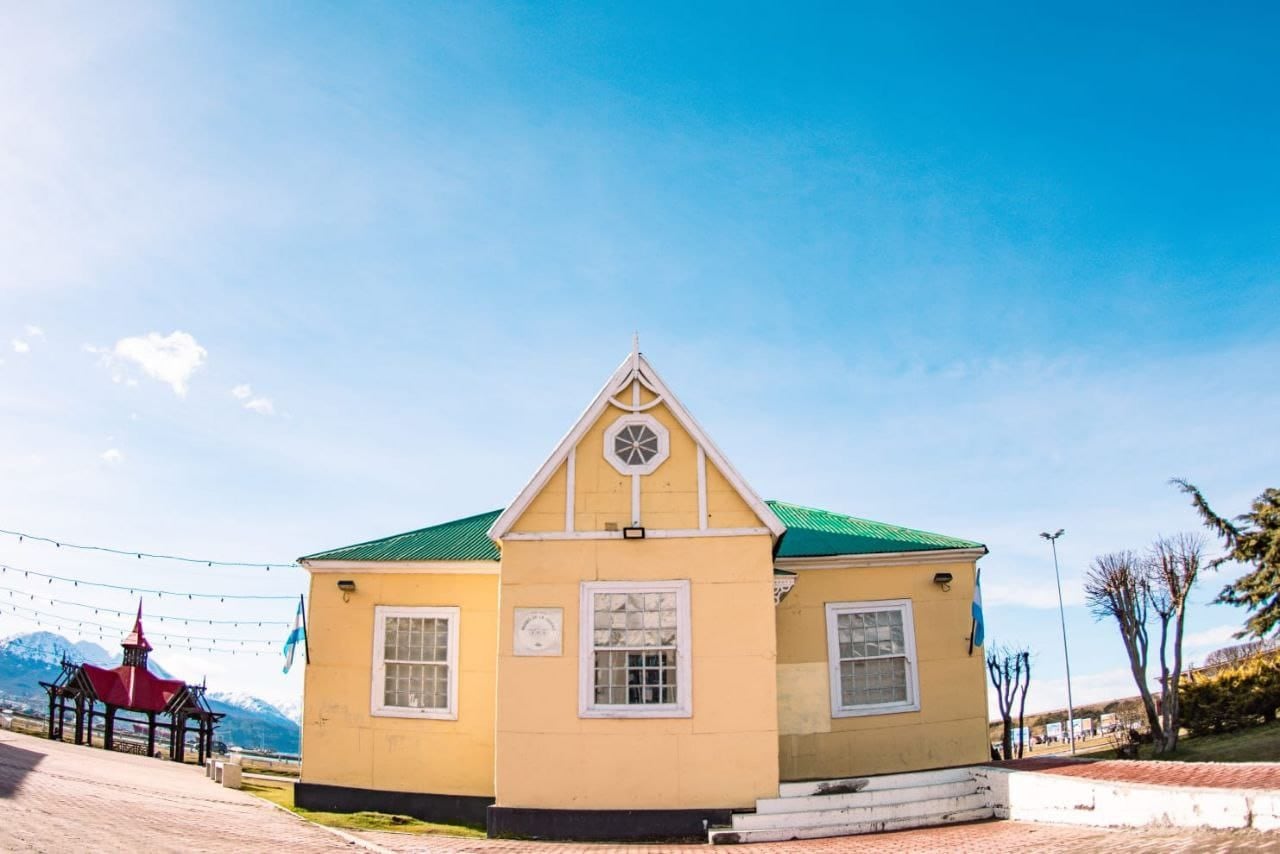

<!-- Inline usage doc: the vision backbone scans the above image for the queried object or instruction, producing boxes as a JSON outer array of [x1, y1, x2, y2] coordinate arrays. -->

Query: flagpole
[[299, 593, 310, 665]]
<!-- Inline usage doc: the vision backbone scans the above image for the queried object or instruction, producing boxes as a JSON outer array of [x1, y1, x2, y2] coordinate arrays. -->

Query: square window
[[372, 606, 459, 719], [580, 581, 691, 718], [826, 600, 919, 718]]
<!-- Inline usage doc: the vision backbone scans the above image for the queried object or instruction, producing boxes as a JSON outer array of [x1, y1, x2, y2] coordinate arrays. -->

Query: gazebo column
[[74, 697, 85, 745], [146, 711, 157, 757], [104, 706, 116, 751], [196, 718, 205, 767], [46, 690, 56, 740], [85, 702, 94, 746]]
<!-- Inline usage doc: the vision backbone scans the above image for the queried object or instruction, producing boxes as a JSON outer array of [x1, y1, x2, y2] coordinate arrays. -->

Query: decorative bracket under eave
[[773, 571, 796, 605]]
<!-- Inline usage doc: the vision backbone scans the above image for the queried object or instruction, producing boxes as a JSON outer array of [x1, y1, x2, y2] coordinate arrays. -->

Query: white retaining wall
[[976, 766, 1280, 832]]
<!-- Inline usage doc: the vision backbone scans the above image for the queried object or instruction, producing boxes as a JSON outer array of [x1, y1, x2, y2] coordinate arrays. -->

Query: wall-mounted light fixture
[[933, 572, 953, 591], [622, 526, 646, 540], [337, 579, 356, 602]]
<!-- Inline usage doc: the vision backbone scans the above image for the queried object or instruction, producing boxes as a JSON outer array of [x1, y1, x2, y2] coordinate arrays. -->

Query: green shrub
[[1181, 654, 1280, 736]]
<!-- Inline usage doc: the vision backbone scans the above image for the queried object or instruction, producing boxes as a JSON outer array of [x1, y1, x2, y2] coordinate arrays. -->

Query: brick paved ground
[[4, 729, 1279, 853], [355, 821, 1280, 853], [998, 757, 1280, 789], [0, 730, 349, 853]]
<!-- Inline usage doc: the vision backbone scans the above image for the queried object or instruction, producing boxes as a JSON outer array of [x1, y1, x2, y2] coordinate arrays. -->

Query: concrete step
[[777, 766, 976, 798], [731, 791, 990, 831], [755, 778, 983, 815], [709, 805, 995, 844]]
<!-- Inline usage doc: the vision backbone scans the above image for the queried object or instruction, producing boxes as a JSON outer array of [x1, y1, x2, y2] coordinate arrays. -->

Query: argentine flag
[[283, 597, 307, 674], [971, 569, 985, 648]]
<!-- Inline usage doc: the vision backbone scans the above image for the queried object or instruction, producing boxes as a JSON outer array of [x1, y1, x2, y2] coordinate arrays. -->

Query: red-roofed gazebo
[[41, 603, 223, 764]]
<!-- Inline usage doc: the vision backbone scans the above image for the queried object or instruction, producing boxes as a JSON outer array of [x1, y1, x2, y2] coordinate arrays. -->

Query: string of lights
[[0, 601, 280, 644], [0, 584, 291, 627], [0, 527, 298, 570], [0, 563, 299, 601], [0, 605, 282, 656]]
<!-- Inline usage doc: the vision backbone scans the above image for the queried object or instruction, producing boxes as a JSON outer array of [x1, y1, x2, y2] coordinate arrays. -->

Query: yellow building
[[296, 348, 988, 840]]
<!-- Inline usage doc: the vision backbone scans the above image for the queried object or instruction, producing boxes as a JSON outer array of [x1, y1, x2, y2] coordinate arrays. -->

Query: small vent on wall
[[603, 522, 619, 532]]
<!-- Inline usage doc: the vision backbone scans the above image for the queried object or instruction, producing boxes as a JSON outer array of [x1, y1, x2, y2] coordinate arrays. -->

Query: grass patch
[[1090, 719, 1280, 763], [242, 780, 486, 838]]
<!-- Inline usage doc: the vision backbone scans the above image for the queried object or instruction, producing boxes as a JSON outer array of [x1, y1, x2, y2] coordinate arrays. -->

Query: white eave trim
[[775, 547, 987, 570], [501, 527, 772, 542], [300, 559, 500, 574], [486, 350, 786, 542]]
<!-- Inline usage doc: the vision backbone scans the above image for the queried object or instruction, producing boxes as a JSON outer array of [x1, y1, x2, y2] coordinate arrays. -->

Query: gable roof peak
[[487, 348, 785, 541]]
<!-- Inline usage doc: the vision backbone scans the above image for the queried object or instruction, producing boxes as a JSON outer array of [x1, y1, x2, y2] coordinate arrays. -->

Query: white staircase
[[708, 766, 993, 844]]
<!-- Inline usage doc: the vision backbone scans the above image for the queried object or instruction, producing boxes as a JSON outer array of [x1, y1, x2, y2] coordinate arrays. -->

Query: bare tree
[[1205, 637, 1280, 667], [1147, 533, 1205, 753], [987, 644, 1032, 760], [1084, 551, 1163, 744]]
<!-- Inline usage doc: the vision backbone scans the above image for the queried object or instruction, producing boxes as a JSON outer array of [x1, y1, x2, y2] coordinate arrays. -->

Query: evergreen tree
[[1173, 479, 1280, 638]]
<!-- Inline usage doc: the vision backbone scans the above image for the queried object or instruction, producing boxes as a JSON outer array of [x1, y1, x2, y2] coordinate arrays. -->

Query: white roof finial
[[632, 331, 640, 358]]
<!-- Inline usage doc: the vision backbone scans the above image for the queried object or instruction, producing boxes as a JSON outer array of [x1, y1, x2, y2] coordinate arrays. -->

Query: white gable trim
[[487, 354, 633, 541], [487, 350, 786, 541]]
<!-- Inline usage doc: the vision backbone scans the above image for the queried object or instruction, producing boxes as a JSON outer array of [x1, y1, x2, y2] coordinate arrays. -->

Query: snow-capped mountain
[[0, 631, 117, 668], [273, 699, 302, 724], [207, 690, 297, 724]]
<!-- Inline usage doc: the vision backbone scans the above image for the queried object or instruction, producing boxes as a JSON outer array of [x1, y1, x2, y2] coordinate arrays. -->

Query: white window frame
[[602, 413, 671, 476], [825, 598, 921, 718], [371, 605, 460, 720], [579, 580, 692, 718]]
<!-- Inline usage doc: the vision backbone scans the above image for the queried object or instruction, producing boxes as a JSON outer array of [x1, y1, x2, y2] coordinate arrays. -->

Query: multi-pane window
[[580, 581, 691, 717], [371, 606, 459, 719], [826, 600, 919, 717]]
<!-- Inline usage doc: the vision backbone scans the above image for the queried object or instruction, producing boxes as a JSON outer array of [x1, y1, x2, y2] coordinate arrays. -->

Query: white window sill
[[832, 701, 920, 719], [371, 706, 457, 720], [580, 705, 692, 719]]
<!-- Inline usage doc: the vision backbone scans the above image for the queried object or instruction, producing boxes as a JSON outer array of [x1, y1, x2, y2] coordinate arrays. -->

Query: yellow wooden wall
[[497, 400, 780, 809], [494, 536, 779, 809], [301, 569, 499, 797], [775, 557, 989, 780]]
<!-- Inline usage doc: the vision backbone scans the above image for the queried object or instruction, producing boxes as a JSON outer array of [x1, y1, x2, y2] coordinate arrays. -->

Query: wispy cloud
[[231, 383, 275, 416], [100, 448, 123, 464], [24, 325, 43, 338], [103, 331, 208, 396], [11, 339, 29, 354]]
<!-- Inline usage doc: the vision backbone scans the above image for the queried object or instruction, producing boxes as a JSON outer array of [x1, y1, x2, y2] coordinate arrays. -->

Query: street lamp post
[[1040, 528, 1076, 756]]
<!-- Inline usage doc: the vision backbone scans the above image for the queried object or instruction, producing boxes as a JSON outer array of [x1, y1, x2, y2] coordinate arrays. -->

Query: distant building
[[295, 347, 990, 840]]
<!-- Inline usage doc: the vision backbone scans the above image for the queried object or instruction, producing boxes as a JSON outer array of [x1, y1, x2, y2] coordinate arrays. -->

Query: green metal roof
[[768, 500, 984, 558], [299, 509, 502, 562], [300, 502, 982, 563]]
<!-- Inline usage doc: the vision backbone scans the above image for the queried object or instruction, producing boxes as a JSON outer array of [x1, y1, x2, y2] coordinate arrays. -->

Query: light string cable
[[0, 621, 272, 656], [0, 526, 298, 570], [0, 563, 299, 601], [0, 605, 284, 655], [0, 584, 291, 626], [0, 601, 281, 645], [0, 635, 271, 661]]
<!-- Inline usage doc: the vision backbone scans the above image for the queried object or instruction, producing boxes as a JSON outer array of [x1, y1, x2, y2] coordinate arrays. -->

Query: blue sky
[[1, 2, 1277, 714]]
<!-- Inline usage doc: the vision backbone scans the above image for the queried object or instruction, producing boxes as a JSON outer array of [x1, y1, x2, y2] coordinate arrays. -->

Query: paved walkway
[[0, 730, 349, 853], [2, 729, 1278, 853], [356, 822, 1280, 853], [997, 757, 1280, 789]]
